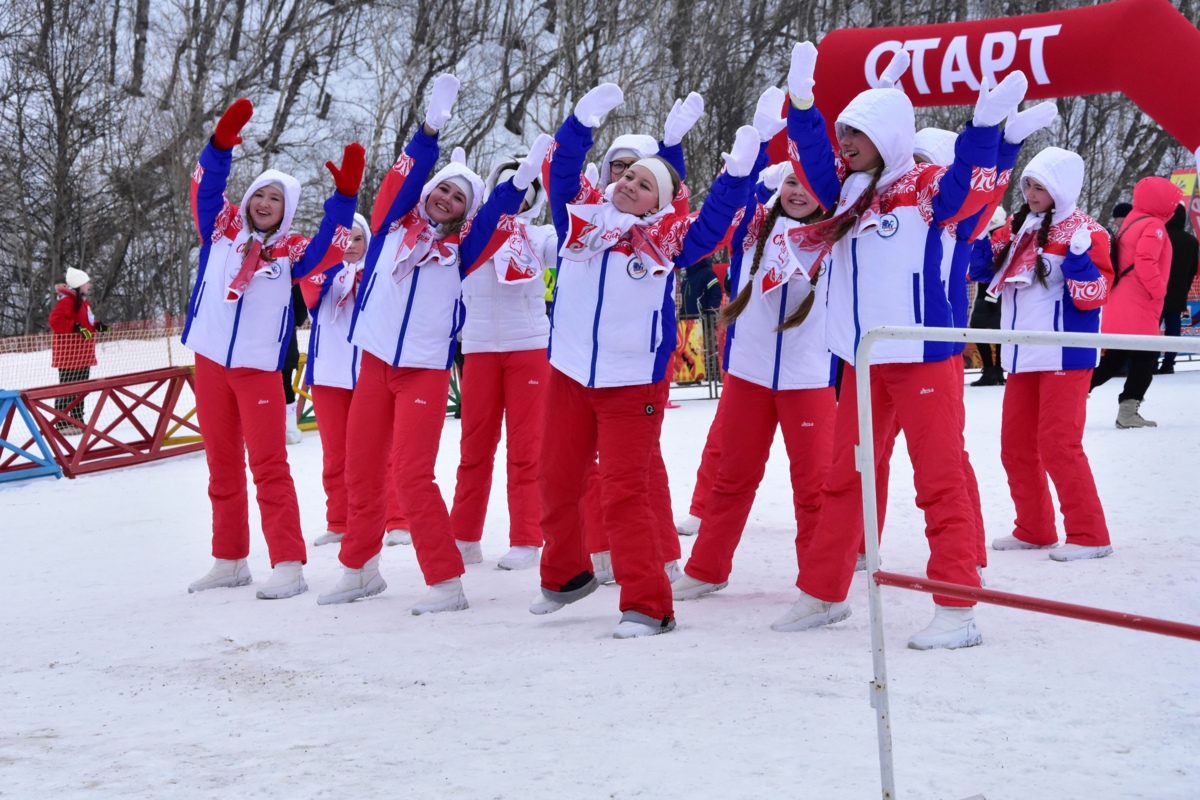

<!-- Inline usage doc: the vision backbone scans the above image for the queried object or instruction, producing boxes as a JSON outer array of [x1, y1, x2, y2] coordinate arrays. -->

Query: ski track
[[2, 368, 1199, 798]]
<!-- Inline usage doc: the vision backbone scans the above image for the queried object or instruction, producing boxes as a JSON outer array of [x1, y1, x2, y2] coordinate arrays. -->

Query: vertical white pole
[[856, 331, 895, 799]]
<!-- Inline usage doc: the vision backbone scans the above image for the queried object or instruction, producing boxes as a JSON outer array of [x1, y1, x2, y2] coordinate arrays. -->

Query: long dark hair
[[719, 200, 827, 330], [991, 202, 1053, 288]]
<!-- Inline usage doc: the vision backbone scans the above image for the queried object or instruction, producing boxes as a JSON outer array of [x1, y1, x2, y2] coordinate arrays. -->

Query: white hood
[[600, 133, 658, 188], [484, 156, 546, 221], [1021, 147, 1084, 225], [348, 212, 370, 264], [913, 128, 957, 167], [240, 169, 302, 245], [419, 161, 486, 228], [835, 88, 916, 190]]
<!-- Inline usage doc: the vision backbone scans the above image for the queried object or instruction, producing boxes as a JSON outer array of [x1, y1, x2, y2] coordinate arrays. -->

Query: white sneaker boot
[[284, 401, 303, 444], [613, 610, 677, 639], [770, 592, 852, 632], [456, 539, 483, 565], [313, 530, 343, 546], [497, 546, 540, 571], [188, 558, 252, 593], [672, 573, 727, 600], [316, 555, 387, 605], [675, 514, 701, 536], [854, 552, 882, 572], [384, 528, 411, 546], [907, 606, 983, 650], [664, 560, 683, 583], [991, 535, 1055, 551], [591, 551, 615, 585], [411, 578, 468, 615], [529, 574, 599, 615], [256, 561, 307, 599], [1049, 543, 1114, 562]]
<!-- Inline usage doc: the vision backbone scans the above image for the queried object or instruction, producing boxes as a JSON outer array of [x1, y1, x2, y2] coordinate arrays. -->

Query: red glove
[[212, 98, 254, 150], [326, 142, 365, 196]]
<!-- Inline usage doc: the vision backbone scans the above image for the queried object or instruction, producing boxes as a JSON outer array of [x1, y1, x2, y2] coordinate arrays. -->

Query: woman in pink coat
[[1089, 176, 1182, 428]]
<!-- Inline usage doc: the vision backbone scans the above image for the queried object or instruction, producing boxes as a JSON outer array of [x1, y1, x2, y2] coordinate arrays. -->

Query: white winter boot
[[675, 513, 701, 536], [384, 528, 411, 546], [854, 552, 882, 572], [313, 530, 343, 546], [1048, 543, 1114, 562], [664, 560, 683, 584], [672, 573, 727, 601], [284, 401, 303, 444], [529, 575, 599, 615], [770, 592, 852, 632], [591, 551, 615, 585], [991, 534, 1055, 551], [612, 610, 677, 639], [316, 555, 386, 605], [907, 605, 983, 650], [497, 546, 540, 571], [411, 578, 468, 615], [188, 558, 252, 593], [256, 561, 307, 599], [455, 539, 483, 565]]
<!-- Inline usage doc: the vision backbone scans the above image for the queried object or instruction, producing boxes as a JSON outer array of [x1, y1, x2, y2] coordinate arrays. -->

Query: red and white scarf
[[226, 233, 277, 302], [557, 202, 678, 276], [388, 209, 461, 283]]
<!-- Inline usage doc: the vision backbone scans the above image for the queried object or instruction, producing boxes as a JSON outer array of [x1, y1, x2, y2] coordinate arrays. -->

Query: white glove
[[584, 162, 599, 187], [1003, 101, 1058, 144], [424, 73, 460, 132], [574, 83, 624, 128], [788, 42, 818, 107], [877, 48, 910, 89], [721, 125, 761, 178], [1069, 227, 1093, 256], [450, 146, 467, 165], [760, 161, 788, 191], [662, 92, 705, 146], [973, 71, 1028, 128], [513, 133, 553, 190], [753, 87, 787, 141]]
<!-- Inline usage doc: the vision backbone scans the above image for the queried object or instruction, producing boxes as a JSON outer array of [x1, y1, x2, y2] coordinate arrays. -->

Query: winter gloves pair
[[211, 99, 365, 197], [574, 84, 759, 179]]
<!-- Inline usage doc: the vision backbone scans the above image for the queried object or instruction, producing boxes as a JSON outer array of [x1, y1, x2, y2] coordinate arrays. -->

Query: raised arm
[[292, 143, 363, 280], [676, 126, 757, 266], [462, 134, 555, 275], [191, 99, 253, 245], [659, 91, 705, 182], [548, 84, 623, 240]]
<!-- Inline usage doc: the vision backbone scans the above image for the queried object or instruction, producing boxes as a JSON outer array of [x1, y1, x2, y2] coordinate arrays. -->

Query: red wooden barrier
[[21, 367, 203, 478]]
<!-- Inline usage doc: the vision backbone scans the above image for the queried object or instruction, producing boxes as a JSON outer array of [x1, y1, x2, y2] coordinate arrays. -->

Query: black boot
[[971, 367, 1000, 387], [997, 367, 1006, 385]]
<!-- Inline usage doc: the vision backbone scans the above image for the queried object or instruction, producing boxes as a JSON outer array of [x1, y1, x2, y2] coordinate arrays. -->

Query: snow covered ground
[[2, 364, 1199, 799]]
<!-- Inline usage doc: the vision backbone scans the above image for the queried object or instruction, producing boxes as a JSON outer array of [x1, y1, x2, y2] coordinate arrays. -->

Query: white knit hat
[[65, 268, 90, 290]]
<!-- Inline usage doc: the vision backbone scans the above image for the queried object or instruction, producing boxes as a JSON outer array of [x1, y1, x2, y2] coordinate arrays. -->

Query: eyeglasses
[[609, 159, 637, 177]]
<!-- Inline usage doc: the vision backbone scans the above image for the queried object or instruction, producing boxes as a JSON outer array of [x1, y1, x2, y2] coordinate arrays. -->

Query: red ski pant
[[1001, 369, 1110, 547], [339, 353, 461, 584], [450, 349, 548, 546], [539, 369, 673, 621], [685, 375, 836, 585], [310, 385, 404, 534], [688, 388, 727, 518], [868, 361, 988, 568], [799, 360, 980, 607], [193, 355, 305, 567], [582, 376, 681, 563]]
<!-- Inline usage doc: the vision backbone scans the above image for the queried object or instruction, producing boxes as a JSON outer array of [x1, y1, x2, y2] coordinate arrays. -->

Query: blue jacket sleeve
[[549, 115, 592, 242], [732, 145, 771, 254], [657, 141, 686, 182], [292, 191, 358, 280], [677, 170, 752, 267], [372, 127, 441, 235], [968, 237, 998, 283], [1059, 250, 1102, 283], [192, 142, 233, 244], [932, 122, 1001, 225], [460, 180, 526, 276], [787, 104, 841, 212]]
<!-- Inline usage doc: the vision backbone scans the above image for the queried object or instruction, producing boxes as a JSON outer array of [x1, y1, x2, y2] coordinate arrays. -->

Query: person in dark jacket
[[680, 258, 723, 319], [1159, 203, 1198, 373], [282, 282, 308, 443]]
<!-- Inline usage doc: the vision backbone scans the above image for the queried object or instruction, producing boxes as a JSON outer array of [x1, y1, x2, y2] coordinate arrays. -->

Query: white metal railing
[[853, 326, 1200, 800]]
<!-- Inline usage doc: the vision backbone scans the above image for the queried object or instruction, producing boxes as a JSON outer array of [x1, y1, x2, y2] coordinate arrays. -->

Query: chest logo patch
[[626, 259, 647, 280], [877, 213, 899, 238]]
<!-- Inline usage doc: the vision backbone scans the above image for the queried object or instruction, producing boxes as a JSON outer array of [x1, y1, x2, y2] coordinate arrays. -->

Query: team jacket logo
[[877, 213, 900, 238], [627, 259, 647, 279]]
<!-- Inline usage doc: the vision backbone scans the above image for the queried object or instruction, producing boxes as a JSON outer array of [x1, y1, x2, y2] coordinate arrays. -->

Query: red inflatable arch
[[769, 0, 1200, 159]]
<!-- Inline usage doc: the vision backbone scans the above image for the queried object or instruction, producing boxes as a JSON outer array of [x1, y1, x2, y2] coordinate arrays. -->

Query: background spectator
[[48, 268, 108, 434], [1159, 203, 1198, 373]]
